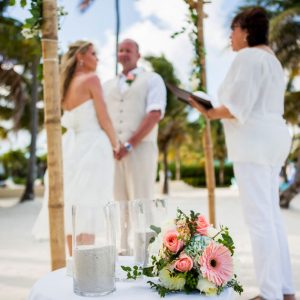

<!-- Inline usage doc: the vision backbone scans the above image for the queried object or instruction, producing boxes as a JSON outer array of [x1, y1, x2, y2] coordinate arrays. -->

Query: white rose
[[148, 232, 163, 258], [197, 278, 218, 296], [161, 219, 177, 235]]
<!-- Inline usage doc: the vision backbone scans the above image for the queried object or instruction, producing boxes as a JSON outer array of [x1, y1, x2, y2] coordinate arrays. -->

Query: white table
[[28, 258, 233, 300]]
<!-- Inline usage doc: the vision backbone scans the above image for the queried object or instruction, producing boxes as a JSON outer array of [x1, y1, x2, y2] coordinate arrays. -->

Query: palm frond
[[0, 64, 26, 128], [284, 91, 300, 125], [0, 126, 8, 139]]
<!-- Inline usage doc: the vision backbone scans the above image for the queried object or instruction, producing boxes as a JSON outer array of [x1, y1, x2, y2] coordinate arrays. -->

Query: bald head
[[119, 39, 140, 52], [118, 39, 141, 74]]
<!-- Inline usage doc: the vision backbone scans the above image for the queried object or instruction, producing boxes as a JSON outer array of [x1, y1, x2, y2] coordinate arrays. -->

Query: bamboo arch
[[40, 0, 215, 269]]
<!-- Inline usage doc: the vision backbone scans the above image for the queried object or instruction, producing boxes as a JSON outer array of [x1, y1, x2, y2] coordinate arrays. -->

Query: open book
[[166, 82, 213, 109]]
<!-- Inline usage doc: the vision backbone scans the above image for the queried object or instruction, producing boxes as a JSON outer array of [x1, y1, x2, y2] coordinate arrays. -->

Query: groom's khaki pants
[[234, 162, 295, 300], [114, 141, 158, 254]]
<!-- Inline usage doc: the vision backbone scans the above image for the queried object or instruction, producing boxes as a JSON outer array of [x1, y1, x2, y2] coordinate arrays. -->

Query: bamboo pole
[[195, 0, 216, 225], [197, 0, 216, 226], [41, 0, 66, 270]]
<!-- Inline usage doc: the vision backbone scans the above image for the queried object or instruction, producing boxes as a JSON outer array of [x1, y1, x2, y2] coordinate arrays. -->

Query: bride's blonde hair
[[60, 40, 92, 102]]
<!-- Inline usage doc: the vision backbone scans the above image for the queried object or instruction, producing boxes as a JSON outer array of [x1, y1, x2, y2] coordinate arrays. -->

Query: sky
[[1, 0, 242, 154]]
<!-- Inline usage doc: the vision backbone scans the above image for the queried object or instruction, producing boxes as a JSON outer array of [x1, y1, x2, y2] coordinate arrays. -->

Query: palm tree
[[145, 55, 189, 194], [280, 91, 300, 207], [79, 0, 120, 75], [20, 55, 40, 201], [0, 9, 42, 202], [0, 16, 27, 123], [211, 121, 227, 186]]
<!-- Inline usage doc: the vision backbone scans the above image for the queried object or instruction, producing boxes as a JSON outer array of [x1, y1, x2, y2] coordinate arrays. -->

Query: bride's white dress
[[32, 99, 114, 239]]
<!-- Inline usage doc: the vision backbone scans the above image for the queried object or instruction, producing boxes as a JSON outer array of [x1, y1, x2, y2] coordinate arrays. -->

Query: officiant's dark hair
[[231, 7, 269, 47]]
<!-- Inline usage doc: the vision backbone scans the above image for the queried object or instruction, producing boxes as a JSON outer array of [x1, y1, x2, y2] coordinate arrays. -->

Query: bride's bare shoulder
[[82, 72, 101, 85]]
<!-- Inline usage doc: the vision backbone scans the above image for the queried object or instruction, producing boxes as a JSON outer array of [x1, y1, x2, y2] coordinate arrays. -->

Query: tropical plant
[[210, 121, 227, 185], [1, 149, 27, 180], [0, 3, 42, 201], [145, 55, 190, 194]]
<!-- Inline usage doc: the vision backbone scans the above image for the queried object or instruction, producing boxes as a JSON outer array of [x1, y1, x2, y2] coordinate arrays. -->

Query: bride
[[32, 40, 119, 256]]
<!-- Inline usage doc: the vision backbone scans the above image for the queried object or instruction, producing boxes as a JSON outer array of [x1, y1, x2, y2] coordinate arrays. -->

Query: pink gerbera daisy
[[199, 241, 233, 286]]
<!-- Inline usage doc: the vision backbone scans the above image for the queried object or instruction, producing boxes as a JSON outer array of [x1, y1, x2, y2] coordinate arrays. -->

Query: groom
[[103, 39, 166, 254]]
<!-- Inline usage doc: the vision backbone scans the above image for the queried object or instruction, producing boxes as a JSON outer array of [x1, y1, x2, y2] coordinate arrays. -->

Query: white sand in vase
[[73, 245, 116, 296]]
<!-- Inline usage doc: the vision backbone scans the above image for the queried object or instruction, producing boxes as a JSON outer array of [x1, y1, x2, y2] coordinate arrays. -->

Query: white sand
[[73, 245, 116, 296]]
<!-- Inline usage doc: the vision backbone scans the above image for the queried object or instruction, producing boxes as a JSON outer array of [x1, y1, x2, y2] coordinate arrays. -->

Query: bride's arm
[[87, 74, 119, 151]]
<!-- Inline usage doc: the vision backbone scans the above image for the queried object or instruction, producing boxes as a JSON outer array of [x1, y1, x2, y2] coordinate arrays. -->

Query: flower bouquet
[[122, 209, 243, 297]]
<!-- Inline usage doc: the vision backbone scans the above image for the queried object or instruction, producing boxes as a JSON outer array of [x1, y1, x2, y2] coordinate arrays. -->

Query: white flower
[[197, 277, 218, 296], [148, 233, 163, 260], [21, 28, 34, 39], [159, 268, 185, 290], [148, 219, 176, 261], [161, 219, 177, 234], [148, 219, 177, 259], [21, 28, 40, 39]]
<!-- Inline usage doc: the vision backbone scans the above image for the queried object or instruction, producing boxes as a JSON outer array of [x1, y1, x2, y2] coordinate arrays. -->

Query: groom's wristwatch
[[124, 142, 133, 153]]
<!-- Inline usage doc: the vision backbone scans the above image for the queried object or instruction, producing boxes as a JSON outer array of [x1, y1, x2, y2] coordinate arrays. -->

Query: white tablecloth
[[28, 257, 233, 300]]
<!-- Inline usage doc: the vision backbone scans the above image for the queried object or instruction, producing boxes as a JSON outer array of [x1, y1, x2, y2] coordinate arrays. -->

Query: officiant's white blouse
[[218, 47, 291, 166]]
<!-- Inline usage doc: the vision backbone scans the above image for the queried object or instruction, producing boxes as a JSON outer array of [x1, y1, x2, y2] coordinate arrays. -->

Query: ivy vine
[[171, 0, 208, 131], [172, 1, 207, 92], [9, 0, 67, 39]]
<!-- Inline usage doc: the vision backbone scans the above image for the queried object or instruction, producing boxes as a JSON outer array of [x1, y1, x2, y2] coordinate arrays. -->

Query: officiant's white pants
[[114, 141, 158, 254], [234, 162, 295, 300]]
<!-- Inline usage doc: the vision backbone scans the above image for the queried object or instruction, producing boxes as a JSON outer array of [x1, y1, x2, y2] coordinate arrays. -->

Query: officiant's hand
[[188, 96, 209, 117]]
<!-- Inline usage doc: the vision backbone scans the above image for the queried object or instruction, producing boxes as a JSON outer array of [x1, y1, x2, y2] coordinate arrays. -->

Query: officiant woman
[[189, 7, 295, 300]]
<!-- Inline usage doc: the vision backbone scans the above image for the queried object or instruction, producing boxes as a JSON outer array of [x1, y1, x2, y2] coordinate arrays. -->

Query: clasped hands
[[113, 143, 129, 161]]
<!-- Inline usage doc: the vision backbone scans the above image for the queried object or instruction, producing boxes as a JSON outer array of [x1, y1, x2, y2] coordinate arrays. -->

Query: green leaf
[[9, 0, 16, 6], [121, 265, 142, 280], [150, 225, 161, 235], [147, 281, 173, 297], [121, 266, 131, 272], [217, 226, 235, 255], [20, 0, 27, 7], [149, 236, 155, 244], [142, 266, 155, 277], [226, 276, 243, 295]]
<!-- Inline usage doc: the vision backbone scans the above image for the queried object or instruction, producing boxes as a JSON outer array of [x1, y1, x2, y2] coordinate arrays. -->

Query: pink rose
[[174, 253, 193, 272], [126, 73, 136, 85], [126, 73, 135, 81], [196, 215, 210, 235], [163, 230, 184, 254]]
